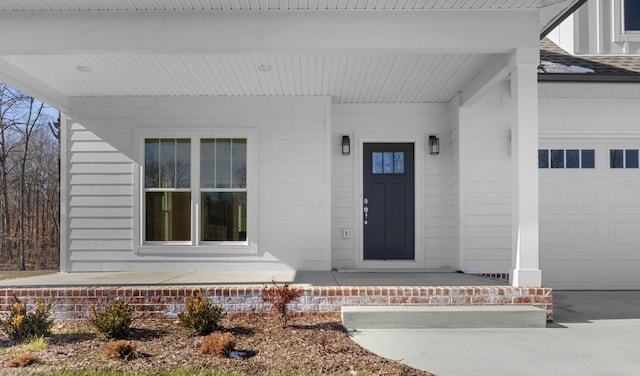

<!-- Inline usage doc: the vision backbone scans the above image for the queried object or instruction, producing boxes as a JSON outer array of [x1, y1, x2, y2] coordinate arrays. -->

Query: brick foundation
[[0, 285, 553, 322]]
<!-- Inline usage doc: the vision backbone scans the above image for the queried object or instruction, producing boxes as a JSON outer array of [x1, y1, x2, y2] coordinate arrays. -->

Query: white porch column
[[510, 48, 542, 287]]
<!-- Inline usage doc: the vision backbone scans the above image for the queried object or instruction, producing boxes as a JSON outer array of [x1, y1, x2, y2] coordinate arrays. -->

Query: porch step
[[341, 305, 546, 329]]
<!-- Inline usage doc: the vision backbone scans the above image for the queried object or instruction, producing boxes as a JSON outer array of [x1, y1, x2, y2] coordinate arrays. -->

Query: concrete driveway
[[349, 291, 640, 376]]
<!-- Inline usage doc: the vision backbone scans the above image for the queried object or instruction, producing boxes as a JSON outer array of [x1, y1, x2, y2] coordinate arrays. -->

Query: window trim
[[615, 0, 640, 42], [134, 128, 258, 256]]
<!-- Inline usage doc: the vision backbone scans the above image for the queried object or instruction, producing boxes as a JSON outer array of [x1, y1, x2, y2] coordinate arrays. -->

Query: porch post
[[510, 47, 542, 287]]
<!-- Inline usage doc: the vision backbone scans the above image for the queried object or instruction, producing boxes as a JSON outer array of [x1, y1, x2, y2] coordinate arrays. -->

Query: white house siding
[[330, 103, 456, 270], [62, 96, 331, 272], [539, 96, 640, 289], [458, 84, 513, 274]]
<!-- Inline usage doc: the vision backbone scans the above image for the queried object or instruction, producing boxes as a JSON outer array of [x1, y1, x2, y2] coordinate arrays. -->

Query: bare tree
[[0, 84, 22, 262], [15, 97, 45, 270], [0, 83, 59, 270]]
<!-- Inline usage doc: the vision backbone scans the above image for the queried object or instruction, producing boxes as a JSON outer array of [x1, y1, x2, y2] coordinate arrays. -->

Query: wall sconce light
[[342, 135, 351, 155], [428, 135, 440, 155]]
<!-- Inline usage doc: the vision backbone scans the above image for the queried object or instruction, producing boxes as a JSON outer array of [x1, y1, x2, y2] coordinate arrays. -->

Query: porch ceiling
[[1, 52, 492, 103], [0, 0, 583, 111]]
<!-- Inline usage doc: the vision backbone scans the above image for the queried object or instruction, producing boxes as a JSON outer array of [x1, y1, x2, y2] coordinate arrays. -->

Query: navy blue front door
[[363, 143, 415, 260]]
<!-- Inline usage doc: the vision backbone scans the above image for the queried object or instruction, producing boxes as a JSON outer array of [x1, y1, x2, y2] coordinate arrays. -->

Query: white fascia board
[[0, 57, 70, 112], [539, 81, 640, 100], [0, 10, 540, 54], [66, 95, 332, 120]]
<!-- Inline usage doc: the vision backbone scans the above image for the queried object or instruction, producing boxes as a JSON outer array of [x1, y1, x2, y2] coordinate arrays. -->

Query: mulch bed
[[0, 313, 433, 375]]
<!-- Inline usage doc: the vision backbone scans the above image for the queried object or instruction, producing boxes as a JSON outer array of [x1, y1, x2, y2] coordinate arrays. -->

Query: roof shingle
[[539, 38, 640, 81]]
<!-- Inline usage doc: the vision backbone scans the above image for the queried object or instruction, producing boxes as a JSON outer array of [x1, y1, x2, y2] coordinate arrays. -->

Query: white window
[[137, 130, 257, 255], [199, 138, 247, 242], [144, 138, 192, 242], [624, 0, 640, 32], [614, 0, 640, 44]]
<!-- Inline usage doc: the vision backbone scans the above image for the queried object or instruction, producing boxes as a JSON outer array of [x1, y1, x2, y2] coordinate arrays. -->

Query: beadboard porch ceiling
[[0, 0, 582, 111]]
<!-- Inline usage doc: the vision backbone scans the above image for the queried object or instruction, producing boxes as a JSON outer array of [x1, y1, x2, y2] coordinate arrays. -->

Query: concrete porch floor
[[0, 270, 506, 288]]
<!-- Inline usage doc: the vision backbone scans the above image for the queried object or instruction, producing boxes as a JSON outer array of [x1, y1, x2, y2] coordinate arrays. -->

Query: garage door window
[[610, 149, 639, 169], [539, 149, 594, 169]]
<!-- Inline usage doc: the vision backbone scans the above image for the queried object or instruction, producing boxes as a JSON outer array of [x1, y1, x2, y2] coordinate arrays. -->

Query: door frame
[[354, 133, 424, 269]]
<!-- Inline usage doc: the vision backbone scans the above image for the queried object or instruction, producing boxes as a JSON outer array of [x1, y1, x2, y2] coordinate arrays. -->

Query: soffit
[[0, 0, 553, 11], [2, 52, 491, 103], [0, 0, 583, 109], [0, 0, 582, 39]]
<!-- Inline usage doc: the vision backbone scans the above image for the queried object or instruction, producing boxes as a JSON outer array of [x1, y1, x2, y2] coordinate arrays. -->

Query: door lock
[[363, 204, 368, 225]]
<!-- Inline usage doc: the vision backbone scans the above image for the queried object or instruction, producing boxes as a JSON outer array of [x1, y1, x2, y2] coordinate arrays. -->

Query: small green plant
[[0, 297, 54, 342], [178, 292, 223, 336], [89, 299, 134, 339], [199, 332, 236, 357], [261, 280, 303, 327], [26, 336, 48, 351], [103, 339, 140, 361]]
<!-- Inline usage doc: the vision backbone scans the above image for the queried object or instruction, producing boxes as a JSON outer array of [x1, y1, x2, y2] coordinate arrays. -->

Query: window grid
[[200, 138, 247, 243], [538, 149, 595, 169], [610, 149, 639, 169], [372, 151, 405, 175], [144, 138, 192, 242], [143, 137, 249, 245]]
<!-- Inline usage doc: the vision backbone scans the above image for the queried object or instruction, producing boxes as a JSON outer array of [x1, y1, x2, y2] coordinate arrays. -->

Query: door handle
[[363, 204, 368, 225]]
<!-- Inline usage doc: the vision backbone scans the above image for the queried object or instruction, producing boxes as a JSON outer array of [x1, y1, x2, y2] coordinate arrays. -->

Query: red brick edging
[[0, 285, 553, 322]]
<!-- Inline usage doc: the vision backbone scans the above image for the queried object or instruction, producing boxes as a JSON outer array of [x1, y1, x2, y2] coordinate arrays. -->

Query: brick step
[[341, 305, 547, 329]]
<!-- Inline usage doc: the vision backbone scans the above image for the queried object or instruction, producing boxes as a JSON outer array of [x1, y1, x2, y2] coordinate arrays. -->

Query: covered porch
[[0, 1, 585, 287]]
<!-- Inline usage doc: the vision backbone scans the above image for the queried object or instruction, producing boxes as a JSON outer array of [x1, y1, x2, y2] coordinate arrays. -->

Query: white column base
[[510, 268, 542, 287]]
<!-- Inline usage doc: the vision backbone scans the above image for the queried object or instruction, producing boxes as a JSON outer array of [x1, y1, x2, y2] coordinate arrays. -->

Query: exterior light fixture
[[428, 135, 440, 155], [76, 66, 92, 73], [342, 135, 351, 155]]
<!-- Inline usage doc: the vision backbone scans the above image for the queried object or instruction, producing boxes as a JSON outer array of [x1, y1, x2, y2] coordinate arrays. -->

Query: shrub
[[104, 340, 140, 361], [0, 297, 54, 342], [178, 292, 223, 336], [261, 280, 303, 327], [4, 352, 39, 368], [89, 299, 134, 339], [199, 332, 236, 357]]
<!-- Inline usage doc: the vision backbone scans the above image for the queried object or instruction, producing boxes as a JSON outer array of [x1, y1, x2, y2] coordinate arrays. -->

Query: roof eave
[[538, 74, 640, 83], [540, 0, 589, 39]]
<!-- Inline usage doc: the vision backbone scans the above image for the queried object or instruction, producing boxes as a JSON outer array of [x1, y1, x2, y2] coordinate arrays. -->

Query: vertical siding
[[62, 96, 330, 272], [331, 103, 456, 270], [459, 84, 513, 273]]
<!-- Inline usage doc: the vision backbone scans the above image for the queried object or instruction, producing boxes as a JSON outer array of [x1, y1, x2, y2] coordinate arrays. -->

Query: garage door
[[540, 139, 640, 289]]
